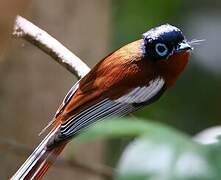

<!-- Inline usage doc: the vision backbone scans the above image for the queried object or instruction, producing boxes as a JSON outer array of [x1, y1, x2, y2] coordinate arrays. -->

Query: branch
[[0, 138, 113, 179], [12, 15, 91, 79], [11, 16, 114, 178]]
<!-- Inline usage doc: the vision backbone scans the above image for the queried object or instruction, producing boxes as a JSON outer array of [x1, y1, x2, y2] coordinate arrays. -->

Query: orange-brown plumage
[[155, 50, 190, 87], [59, 39, 190, 122], [11, 24, 192, 180]]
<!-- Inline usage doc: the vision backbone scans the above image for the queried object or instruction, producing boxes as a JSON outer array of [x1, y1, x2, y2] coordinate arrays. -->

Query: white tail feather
[[11, 127, 59, 180]]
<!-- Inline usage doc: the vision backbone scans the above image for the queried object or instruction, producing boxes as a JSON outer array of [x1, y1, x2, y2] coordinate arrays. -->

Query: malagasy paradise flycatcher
[[12, 24, 193, 179]]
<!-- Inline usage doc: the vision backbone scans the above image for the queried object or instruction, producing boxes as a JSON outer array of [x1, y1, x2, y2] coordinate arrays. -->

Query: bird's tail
[[11, 127, 66, 180]]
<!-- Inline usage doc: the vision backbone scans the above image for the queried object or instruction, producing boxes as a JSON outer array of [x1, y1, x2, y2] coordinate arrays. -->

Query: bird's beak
[[175, 41, 193, 53]]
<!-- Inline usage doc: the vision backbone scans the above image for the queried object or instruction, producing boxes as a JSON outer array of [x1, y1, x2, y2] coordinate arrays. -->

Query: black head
[[142, 24, 191, 60]]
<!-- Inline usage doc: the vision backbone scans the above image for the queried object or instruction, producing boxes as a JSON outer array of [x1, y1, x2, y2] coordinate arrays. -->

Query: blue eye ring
[[155, 43, 168, 57]]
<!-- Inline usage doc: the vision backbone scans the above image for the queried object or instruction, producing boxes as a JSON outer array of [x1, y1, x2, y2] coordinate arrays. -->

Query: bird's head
[[142, 24, 192, 60], [142, 24, 192, 86]]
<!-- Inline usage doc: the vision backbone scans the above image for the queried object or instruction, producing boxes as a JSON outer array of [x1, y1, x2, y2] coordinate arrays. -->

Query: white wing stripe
[[63, 101, 121, 135], [63, 100, 116, 134], [67, 106, 121, 135], [115, 77, 165, 104], [66, 104, 138, 136], [61, 98, 108, 128], [59, 77, 165, 138], [71, 101, 115, 128], [61, 99, 110, 131]]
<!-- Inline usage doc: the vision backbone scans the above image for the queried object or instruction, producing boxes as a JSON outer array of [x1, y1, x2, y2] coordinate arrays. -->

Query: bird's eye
[[155, 43, 168, 57]]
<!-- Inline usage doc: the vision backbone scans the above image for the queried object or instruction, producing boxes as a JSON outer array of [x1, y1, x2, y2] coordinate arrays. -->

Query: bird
[[11, 24, 192, 179]]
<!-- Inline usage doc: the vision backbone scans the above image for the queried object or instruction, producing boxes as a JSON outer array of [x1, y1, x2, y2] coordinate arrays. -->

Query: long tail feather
[[27, 143, 66, 180], [11, 127, 66, 180]]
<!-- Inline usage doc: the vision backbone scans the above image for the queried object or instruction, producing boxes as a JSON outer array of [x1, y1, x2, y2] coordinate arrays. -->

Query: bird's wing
[[59, 77, 165, 137], [39, 80, 80, 135], [47, 75, 165, 147], [47, 40, 167, 146], [115, 78, 165, 104], [56, 39, 146, 118]]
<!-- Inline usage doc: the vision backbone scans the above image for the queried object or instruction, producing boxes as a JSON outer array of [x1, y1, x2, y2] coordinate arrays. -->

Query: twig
[[0, 138, 113, 178], [11, 15, 114, 178], [12, 15, 91, 79]]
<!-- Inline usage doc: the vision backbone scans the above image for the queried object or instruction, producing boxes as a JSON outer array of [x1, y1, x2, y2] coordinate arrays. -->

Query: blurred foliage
[[111, 0, 182, 48], [77, 118, 184, 141], [76, 118, 221, 180]]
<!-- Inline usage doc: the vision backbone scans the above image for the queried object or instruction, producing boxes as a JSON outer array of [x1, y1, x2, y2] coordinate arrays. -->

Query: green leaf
[[115, 122, 221, 180], [71, 118, 221, 179], [117, 135, 216, 180], [75, 118, 189, 143]]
